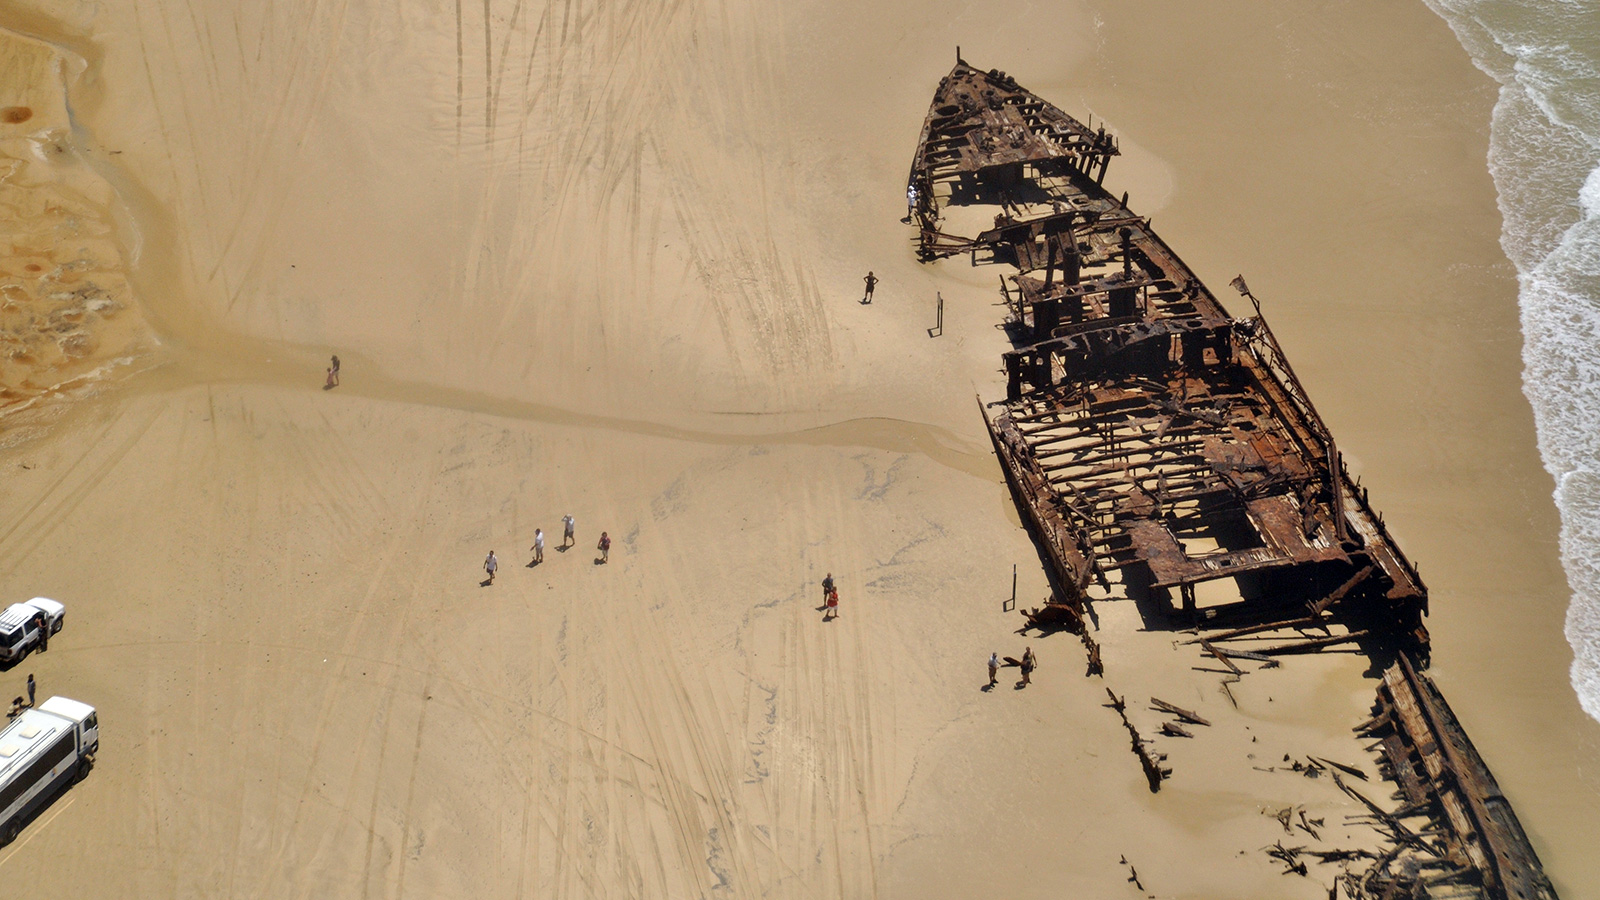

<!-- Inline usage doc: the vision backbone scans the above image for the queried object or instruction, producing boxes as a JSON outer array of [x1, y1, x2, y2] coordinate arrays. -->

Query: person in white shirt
[[484, 550, 499, 584], [561, 514, 576, 549], [906, 183, 918, 219], [531, 529, 545, 565], [988, 652, 999, 688]]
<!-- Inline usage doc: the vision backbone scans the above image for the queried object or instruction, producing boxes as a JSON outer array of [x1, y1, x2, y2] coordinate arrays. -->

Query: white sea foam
[[1425, 0, 1600, 722]]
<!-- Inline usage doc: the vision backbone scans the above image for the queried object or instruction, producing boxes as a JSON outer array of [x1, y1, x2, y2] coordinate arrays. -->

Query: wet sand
[[0, 0, 1595, 897]]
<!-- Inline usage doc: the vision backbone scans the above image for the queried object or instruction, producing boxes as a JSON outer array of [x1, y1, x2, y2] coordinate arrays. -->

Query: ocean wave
[[1425, 0, 1600, 722]]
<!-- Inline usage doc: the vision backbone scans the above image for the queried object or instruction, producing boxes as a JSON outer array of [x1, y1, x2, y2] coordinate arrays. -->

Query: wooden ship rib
[[909, 56, 1558, 900]]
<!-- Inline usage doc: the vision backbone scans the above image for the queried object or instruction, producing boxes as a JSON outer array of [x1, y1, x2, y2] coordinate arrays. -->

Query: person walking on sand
[[822, 573, 834, 605], [531, 528, 545, 565], [906, 183, 919, 220], [1020, 646, 1036, 687], [988, 652, 999, 688], [484, 550, 499, 584], [325, 367, 336, 389], [597, 531, 611, 563], [824, 585, 839, 620], [561, 514, 576, 549], [25, 673, 34, 708], [862, 271, 878, 304], [330, 354, 341, 385]]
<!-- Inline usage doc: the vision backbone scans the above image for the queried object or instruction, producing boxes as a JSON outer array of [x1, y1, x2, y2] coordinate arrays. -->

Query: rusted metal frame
[[1033, 434, 1211, 467], [1029, 427, 1189, 462], [981, 400, 1094, 607], [1013, 394, 1157, 429], [1042, 451, 1215, 488], [1337, 461, 1427, 598], [1049, 463, 1220, 498], [1377, 661, 1499, 889], [1385, 656, 1557, 899], [1008, 314, 1228, 361], [1309, 564, 1376, 617], [1025, 410, 1224, 448], [1020, 414, 1171, 450], [1009, 275, 1161, 310], [1250, 630, 1370, 656], [1099, 481, 1241, 518]]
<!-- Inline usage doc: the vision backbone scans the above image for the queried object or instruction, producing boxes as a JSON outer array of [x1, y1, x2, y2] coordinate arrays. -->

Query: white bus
[[0, 696, 98, 844]]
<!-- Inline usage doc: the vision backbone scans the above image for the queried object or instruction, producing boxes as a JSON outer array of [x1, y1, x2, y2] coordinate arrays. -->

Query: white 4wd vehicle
[[0, 599, 64, 662]]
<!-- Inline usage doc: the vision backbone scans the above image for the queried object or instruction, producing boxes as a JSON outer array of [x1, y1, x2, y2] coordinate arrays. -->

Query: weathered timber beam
[[1185, 615, 1324, 644], [1253, 630, 1370, 656], [1198, 640, 1244, 676], [1309, 564, 1375, 617]]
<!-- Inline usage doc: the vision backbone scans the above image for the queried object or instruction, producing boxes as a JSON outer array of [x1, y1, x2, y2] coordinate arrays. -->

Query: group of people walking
[[484, 514, 610, 584]]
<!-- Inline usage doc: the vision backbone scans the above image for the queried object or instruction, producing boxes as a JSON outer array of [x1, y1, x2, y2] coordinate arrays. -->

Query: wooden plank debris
[[1150, 697, 1210, 726], [1105, 688, 1168, 792]]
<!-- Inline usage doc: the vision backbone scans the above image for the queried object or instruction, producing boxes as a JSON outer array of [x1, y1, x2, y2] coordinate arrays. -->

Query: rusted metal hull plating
[[1349, 656, 1559, 900], [911, 61, 1427, 643]]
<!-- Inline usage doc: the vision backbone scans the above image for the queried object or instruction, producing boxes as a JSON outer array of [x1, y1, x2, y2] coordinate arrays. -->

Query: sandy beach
[[0, 0, 1596, 897]]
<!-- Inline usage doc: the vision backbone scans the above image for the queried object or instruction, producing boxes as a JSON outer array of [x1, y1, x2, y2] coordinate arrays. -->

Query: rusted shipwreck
[[911, 58, 1427, 647], [909, 57, 1559, 899], [1341, 657, 1559, 900]]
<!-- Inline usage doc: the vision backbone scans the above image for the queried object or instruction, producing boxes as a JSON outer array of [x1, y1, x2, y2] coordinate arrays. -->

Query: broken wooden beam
[[1252, 630, 1370, 656], [1105, 688, 1167, 792], [1203, 645, 1280, 666], [1183, 616, 1322, 644], [1308, 564, 1375, 617], [1197, 639, 1244, 675]]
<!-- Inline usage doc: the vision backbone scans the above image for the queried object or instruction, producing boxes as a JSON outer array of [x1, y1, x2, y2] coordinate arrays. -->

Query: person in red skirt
[[824, 586, 839, 620]]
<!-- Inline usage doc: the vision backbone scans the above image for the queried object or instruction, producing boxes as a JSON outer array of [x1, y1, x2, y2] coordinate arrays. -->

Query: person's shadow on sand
[[593, 557, 606, 565], [556, 545, 570, 553], [526, 560, 540, 568], [322, 383, 335, 391], [981, 683, 995, 692], [1014, 681, 1028, 690], [480, 578, 493, 587]]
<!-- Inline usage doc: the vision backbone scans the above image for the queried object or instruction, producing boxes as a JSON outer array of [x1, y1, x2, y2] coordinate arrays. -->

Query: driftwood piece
[[1150, 697, 1210, 726], [1159, 721, 1193, 738]]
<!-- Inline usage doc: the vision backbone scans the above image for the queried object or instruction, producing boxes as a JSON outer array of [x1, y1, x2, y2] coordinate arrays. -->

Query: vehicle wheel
[[1, 819, 18, 846], [73, 759, 91, 783]]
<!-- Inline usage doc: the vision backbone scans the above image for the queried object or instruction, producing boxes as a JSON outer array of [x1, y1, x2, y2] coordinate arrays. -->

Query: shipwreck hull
[[912, 60, 1426, 643], [910, 55, 1558, 898]]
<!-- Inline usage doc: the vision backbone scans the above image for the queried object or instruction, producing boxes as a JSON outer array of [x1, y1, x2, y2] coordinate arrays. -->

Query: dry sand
[[0, 0, 1595, 897]]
